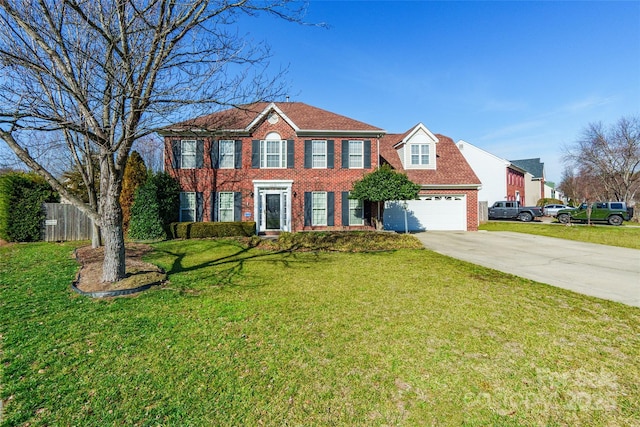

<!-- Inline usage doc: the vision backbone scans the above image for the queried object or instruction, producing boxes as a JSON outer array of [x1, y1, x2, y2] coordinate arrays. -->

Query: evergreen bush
[[0, 172, 58, 242], [168, 222, 256, 239], [128, 179, 166, 241]]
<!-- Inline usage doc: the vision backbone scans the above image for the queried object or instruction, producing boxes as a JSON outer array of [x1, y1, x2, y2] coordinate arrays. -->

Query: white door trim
[[253, 180, 293, 232]]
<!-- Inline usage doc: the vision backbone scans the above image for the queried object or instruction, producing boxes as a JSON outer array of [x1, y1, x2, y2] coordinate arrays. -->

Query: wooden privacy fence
[[43, 203, 93, 242]]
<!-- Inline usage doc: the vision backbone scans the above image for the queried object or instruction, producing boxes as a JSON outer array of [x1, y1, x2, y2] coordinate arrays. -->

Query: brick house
[[160, 102, 481, 233]]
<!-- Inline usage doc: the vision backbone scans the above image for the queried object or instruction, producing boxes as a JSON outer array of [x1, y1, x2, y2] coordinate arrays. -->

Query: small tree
[[350, 165, 421, 229], [128, 172, 180, 241], [120, 151, 148, 234]]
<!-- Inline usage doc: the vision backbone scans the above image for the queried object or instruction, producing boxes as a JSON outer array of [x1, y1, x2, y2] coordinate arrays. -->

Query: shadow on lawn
[[154, 239, 322, 289]]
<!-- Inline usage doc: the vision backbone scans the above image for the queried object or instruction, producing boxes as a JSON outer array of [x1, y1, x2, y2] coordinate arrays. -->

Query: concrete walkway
[[414, 231, 640, 308]]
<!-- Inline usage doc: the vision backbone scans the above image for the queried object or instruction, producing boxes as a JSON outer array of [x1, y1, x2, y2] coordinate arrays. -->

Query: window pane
[[182, 140, 196, 169], [312, 192, 327, 226], [349, 198, 364, 225], [411, 145, 420, 165], [219, 140, 234, 168], [263, 140, 285, 168], [411, 144, 429, 165], [219, 192, 234, 222], [349, 141, 363, 168], [180, 192, 195, 222], [312, 140, 326, 168], [421, 145, 429, 164]]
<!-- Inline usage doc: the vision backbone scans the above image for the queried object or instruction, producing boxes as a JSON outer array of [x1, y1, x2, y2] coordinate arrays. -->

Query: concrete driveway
[[414, 231, 640, 308]]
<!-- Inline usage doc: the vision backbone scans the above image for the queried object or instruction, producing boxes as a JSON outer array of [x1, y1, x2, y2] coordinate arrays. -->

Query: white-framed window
[[180, 192, 196, 222], [312, 140, 327, 168], [349, 140, 363, 168], [349, 198, 364, 226], [218, 192, 234, 222], [219, 140, 235, 169], [261, 139, 287, 168], [181, 140, 197, 169], [410, 144, 430, 165], [312, 192, 327, 226]]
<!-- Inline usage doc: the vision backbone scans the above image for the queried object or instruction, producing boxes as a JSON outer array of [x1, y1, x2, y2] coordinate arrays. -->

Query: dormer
[[394, 123, 439, 170]]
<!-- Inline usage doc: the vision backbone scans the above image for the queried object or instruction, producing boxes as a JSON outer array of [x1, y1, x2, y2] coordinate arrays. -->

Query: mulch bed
[[74, 243, 166, 294]]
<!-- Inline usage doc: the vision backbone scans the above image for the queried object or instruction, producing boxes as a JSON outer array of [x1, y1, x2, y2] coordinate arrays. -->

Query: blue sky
[[243, 1, 640, 183]]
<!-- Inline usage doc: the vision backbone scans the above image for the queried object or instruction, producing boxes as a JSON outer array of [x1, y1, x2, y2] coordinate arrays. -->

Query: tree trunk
[[101, 191, 126, 282]]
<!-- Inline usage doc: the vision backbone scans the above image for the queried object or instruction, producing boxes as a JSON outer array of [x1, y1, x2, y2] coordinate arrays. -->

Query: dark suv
[[555, 202, 629, 226]]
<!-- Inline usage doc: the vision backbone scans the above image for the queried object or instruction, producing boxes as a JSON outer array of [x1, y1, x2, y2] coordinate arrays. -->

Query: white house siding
[[456, 140, 508, 205]]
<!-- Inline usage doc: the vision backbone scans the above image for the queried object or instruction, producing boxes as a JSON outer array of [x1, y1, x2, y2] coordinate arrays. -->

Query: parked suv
[[555, 202, 629, 226]]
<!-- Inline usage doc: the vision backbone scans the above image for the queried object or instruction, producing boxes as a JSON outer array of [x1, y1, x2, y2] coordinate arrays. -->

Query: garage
[[383, 195, 467, 231]]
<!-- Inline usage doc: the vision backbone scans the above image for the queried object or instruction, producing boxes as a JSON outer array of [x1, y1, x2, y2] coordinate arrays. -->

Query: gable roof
[[510, 158, 545, 179], [380, 128, 481, 187], [161, 102, 385, 137]]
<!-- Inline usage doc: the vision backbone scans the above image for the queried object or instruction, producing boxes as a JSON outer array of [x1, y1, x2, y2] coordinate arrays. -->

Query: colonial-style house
[[160, 102, 480, 233], [510, 158, 546, 206]]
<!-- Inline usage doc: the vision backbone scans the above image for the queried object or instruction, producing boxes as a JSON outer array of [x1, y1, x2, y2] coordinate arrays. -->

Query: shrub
[[168, 221, 256, 239], [151, 172, 181, 225], [120, 151, 148, 233], [0, 172, 58, 242], [128, 172, 181, 241], [128, 179, 166, 241]]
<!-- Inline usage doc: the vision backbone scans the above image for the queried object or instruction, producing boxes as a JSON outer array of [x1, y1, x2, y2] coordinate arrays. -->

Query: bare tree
[[563, 116, 640, 204], [0, 0, 307, 282]]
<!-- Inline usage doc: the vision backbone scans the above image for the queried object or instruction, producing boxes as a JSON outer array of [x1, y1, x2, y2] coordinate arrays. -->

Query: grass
[[1, 237, 639, 426], [480, 221, 640, 249]]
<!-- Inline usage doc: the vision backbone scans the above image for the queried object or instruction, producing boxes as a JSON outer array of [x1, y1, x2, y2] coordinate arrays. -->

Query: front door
[[265, 193, 281, 230]]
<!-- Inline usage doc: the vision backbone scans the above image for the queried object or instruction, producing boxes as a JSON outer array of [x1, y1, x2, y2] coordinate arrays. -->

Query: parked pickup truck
[[488, 201, 543, 222], [555, 202, 629, 226]]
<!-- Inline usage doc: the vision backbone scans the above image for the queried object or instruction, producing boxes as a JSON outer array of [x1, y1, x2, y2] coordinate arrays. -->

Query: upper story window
[[410, 144, 430, 166], [262, 132, 286, 168], [219, 140, 235, 169], [312, 140, 327, 168], [349, 140, 363, 168], [171, 139, 203, 169], [181, 140, 197, 169], [252, 133, 294, 169]]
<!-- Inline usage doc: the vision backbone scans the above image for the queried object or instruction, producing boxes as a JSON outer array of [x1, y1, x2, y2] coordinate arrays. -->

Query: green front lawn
[[1, 239, 639, 426], [480, 221, 640, 249]]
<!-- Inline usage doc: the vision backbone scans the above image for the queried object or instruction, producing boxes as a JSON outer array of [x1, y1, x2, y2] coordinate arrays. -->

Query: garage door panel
[[383, 195, 466, 231]]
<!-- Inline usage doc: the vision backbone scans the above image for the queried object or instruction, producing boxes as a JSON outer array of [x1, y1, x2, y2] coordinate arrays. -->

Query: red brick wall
[[506, 168, 525, 203]]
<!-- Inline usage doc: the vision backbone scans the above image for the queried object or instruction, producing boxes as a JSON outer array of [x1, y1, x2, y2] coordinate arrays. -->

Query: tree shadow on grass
[[153, 239, 322, 290]]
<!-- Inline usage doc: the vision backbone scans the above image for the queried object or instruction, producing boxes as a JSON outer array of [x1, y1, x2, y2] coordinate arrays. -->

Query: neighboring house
[[379, 125, 481, 231], [510, 158, 545, 206], [456, 140, 528, 205], [159, 102, 480, 233]]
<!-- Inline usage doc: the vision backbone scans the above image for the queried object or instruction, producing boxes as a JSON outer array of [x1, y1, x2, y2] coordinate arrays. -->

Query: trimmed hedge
[[0, 172, 58, 242], [168, 221, 256, 239]]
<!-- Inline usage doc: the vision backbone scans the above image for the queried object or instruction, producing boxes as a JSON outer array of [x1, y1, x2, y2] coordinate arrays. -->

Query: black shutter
[[211, 140, 219, 169], [327, 140, 334, 169], [234, 192, 242, 221], [234, 140, 242, 169], [171, 140, 181, 169], [196, 192, 204, 222], [364, 140, 371, 169], [287, 139, 294, 168], [212, 192, 218, 222], [196, 140, 204, 168], [342, 191, 350, 226], [211, 191, 217, 222], [304, 140, 312, 169], [304, 192, 312, 226], [251, 140, 260, 168], [341, 140, 349, 168], [327, 192, 334, 226]]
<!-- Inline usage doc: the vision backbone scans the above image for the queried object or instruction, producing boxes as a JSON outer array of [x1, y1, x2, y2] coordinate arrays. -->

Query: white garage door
[[383, 195, 467, 231]]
